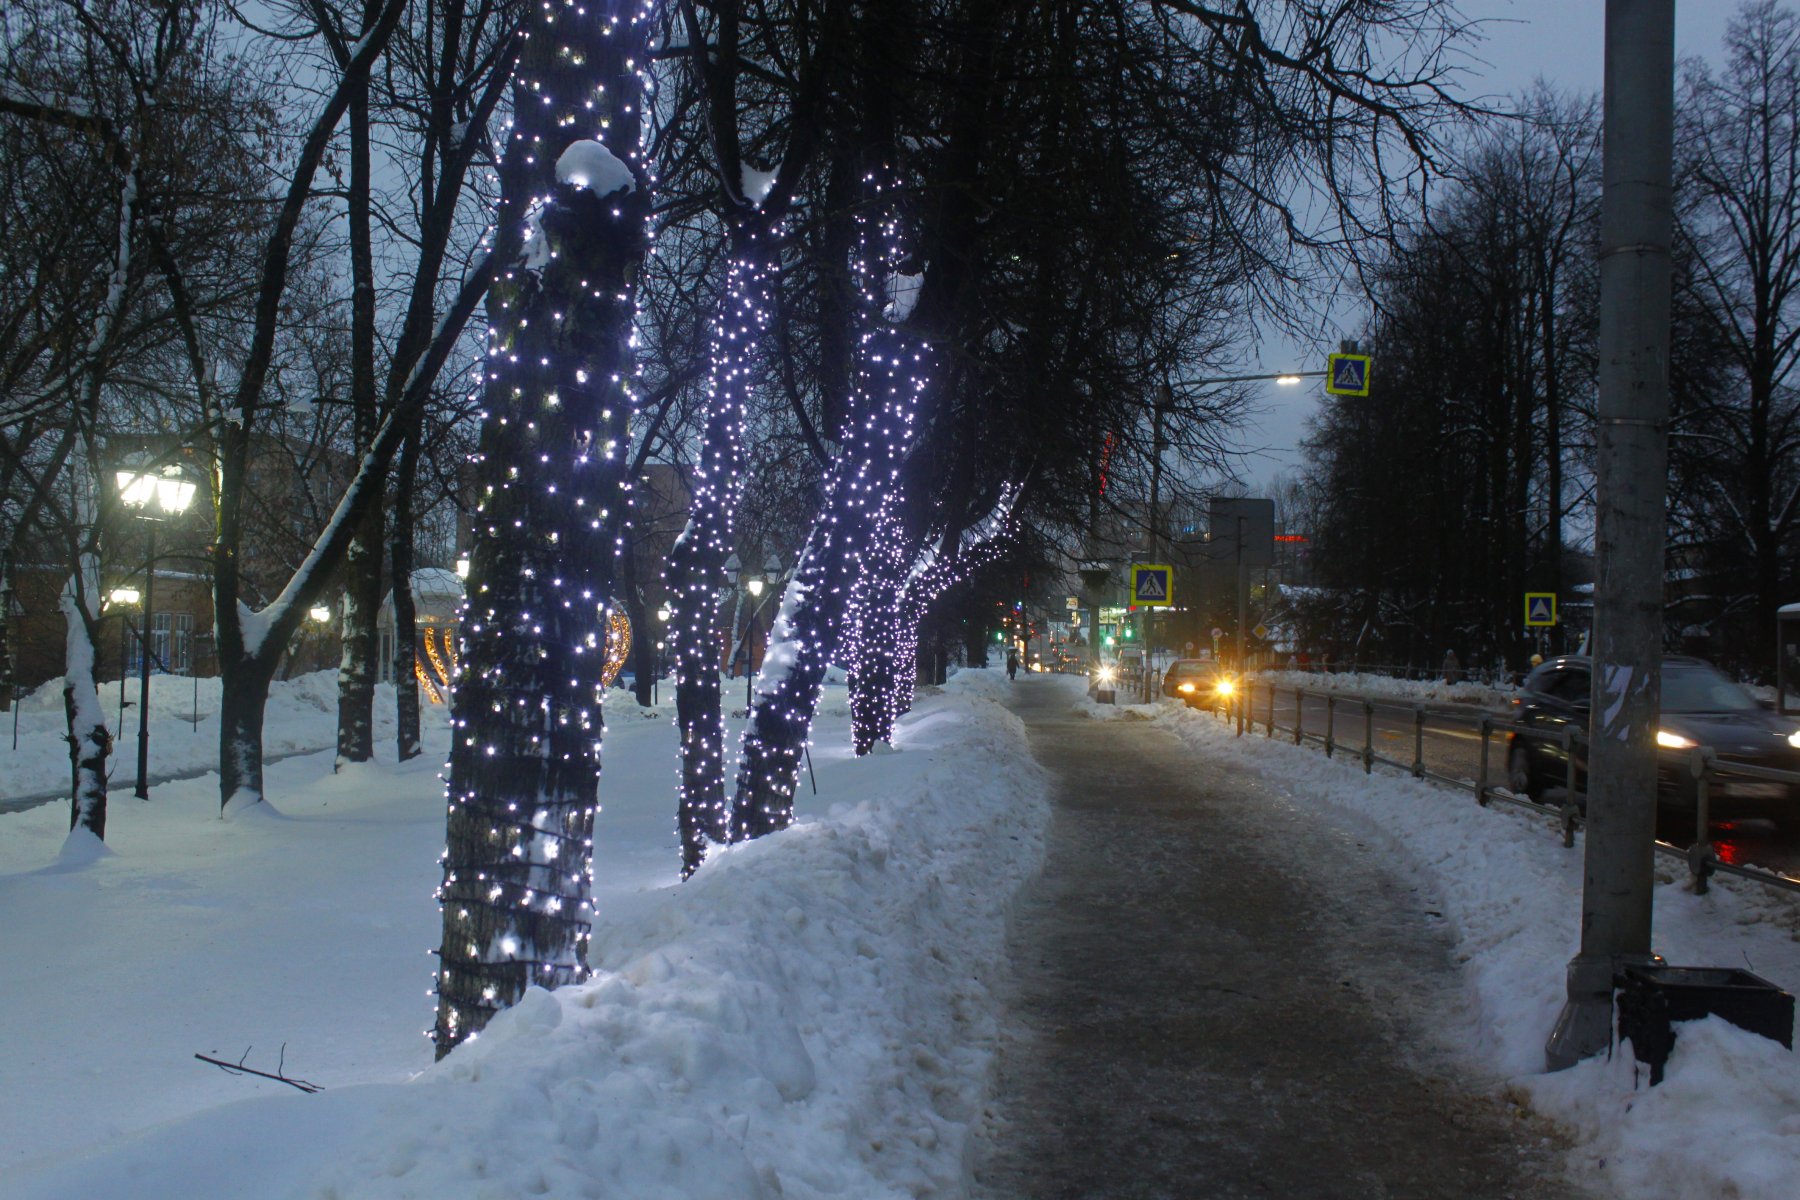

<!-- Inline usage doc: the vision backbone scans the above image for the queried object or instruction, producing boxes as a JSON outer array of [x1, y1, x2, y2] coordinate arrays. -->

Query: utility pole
[[1545, 0, 1674, 1071], [1145, 384, 1169, 699], [1235, 514, 1247, 676]]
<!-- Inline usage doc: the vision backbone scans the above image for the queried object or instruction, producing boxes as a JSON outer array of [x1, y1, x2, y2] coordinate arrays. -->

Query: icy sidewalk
[[970, 678, 1590, 1199]]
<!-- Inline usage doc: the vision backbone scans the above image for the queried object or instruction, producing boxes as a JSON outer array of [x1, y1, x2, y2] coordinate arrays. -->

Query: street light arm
[[1189, 371, 1326, 385]]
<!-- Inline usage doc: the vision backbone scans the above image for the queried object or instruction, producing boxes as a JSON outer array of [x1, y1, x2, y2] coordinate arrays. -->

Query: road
[[1225, 681, 1800, 883]]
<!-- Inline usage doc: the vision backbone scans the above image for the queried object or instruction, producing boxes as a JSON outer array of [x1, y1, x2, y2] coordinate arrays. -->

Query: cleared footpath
[[968, 677, 1604, 1200]]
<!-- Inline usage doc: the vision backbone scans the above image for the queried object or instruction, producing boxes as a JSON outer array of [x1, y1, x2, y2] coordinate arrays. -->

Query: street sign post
[[1525, 593, 1558, 628], [1326, 352, 1372, 397]]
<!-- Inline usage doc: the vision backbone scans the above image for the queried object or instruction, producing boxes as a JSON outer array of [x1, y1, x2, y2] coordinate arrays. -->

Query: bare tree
[[1672, 0, 1800, 671]]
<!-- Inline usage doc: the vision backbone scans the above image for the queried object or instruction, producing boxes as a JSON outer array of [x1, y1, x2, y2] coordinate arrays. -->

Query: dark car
[[1505, 655, 1800, 824], [1160, 658, 1236, 709]]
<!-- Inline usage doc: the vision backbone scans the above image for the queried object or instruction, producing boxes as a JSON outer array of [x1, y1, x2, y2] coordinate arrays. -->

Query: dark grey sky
[[1242, 0, 1740, 492]]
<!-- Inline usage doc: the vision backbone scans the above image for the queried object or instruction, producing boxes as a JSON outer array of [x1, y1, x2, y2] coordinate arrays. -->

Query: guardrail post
[[1293, 688, 1303, 746], [1362, 700, 1374, 774], [1688, 748, 1715, 894], [1324, 694, 1335, 758], [1477, 716, 1491, 806], [1412, 705, 1425, 778], [1266, 680, 1275, 737]]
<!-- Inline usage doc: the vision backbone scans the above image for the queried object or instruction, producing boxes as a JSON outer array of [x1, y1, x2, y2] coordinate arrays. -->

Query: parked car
[[1160, 658, 1237, 709], [1505, 655, 1800, 823]]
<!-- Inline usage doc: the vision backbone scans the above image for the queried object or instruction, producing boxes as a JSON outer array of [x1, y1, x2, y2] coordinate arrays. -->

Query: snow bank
[[1154, 703, 1800, 1200], [1258, 668, 1517, 709], [7, 672, 1049, 1199]]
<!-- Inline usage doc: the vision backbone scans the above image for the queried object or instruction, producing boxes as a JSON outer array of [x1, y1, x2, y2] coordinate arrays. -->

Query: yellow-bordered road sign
[[1326, 353, 1372, 396], [1524, 592, 1557, 627], [1131, 564, 1174, 607]]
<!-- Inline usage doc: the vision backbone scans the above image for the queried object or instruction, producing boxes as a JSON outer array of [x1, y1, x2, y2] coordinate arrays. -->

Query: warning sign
[[1524, 593, 1557, 627], [1130, 565, 1174, 607]]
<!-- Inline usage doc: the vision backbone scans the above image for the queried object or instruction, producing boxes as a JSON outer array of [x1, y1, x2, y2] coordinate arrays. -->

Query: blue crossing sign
[[1131, 564, 1174, 607], [1326, 352, 1372, 397], [1524, 592, 1557, 627]]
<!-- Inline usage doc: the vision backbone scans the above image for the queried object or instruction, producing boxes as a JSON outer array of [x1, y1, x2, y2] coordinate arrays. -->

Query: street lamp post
[[115, 465, 197, 800], [737, 553, 785, 710], [655, 603, 671, 706], [309, 605, 332, 674], [109, 586, 140, 737], [743, 572, 765, 708]]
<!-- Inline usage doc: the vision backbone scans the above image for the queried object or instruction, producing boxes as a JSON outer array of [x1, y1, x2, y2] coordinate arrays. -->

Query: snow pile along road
[[9, 670, 1049, 1200], [1153, 700, 1800, 1200]]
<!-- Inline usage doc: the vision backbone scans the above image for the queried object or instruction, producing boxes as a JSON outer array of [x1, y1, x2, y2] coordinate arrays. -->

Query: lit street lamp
[[737, 554, 784, 710], [742, 569, 766, 709], [655, 603, 671, 706], [115, 464, 197, 799]]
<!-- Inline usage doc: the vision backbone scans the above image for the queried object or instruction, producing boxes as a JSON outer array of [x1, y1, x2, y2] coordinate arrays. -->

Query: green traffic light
[[1105, 635, 1115, 647]]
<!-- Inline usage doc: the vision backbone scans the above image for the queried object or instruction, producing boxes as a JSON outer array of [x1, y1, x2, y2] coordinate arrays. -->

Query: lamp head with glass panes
[[115, 465, 197, 518]]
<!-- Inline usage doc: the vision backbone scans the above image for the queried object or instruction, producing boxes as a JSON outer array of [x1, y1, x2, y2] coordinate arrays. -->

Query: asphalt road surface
[[968, 678, 1601, 1200]]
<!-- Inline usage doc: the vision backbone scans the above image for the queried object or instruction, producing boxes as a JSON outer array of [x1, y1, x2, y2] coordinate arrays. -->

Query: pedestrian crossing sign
[[1524, 592, 1557, 627], [1326, 352, 1372, 397], [1131, 564, 1174, 607]]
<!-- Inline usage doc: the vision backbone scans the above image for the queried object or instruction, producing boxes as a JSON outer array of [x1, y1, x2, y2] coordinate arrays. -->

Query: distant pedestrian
[[1007, 650, 1019, 680], [1441, 649, 1461, 685]]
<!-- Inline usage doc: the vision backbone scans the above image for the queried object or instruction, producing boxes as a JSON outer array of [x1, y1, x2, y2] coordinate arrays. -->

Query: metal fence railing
[[1202, 678, 1800, 899]]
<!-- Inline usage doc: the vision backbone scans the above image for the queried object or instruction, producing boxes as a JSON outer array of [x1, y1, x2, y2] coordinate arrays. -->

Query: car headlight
[[1655, 729, 1697, 750], [1096, 667, 1116, 684], [1215, 678, 1235, 697], [1177, 682, 1196, 694], [1788, 729, 1800, 750]]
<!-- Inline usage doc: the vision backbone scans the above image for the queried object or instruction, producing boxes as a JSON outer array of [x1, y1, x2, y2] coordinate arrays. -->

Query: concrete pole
[[1545, 0, 1674, 1071], [1235, 515, 1247, 676]]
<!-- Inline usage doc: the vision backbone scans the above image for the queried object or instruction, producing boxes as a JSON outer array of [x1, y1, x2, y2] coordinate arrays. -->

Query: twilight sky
[[1239, 0, 1740, 493]]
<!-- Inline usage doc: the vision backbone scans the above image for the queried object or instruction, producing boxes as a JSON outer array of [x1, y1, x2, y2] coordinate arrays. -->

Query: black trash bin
[[1615, 964, 1794, 1085]]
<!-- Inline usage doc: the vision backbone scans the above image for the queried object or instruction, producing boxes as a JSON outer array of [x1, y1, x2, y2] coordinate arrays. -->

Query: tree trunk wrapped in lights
[[667, 223, 776, 877], [730, 175, 923, 839], [846, 486, 1016, 754], [664, 0, 839, 876], [431, 0, 653, 1057]]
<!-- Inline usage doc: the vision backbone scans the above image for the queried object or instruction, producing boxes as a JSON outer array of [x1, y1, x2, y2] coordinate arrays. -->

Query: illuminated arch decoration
[[418, 624, 458, 704], [411, 609, 628, 707]]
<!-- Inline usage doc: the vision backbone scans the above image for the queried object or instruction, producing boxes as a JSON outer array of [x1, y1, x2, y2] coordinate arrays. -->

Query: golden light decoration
[[419, 624, 460, 704], [602, 605, 631, 689], [410, 610, 628, 702]]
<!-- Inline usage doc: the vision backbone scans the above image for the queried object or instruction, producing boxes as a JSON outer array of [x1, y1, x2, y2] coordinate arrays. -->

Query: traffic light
[[1122, 626, 1134, 640]]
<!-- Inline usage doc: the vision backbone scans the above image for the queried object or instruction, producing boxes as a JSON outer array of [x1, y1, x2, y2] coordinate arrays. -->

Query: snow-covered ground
[[1, 670, 361, 801], [2, 669, 1048, 1199], [5, 670, 1800, 1199]]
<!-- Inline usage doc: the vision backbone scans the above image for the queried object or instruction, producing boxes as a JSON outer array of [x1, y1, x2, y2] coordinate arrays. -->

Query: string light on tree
[[430, 0, 657, 1056], [729, 167, 929, 839]]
